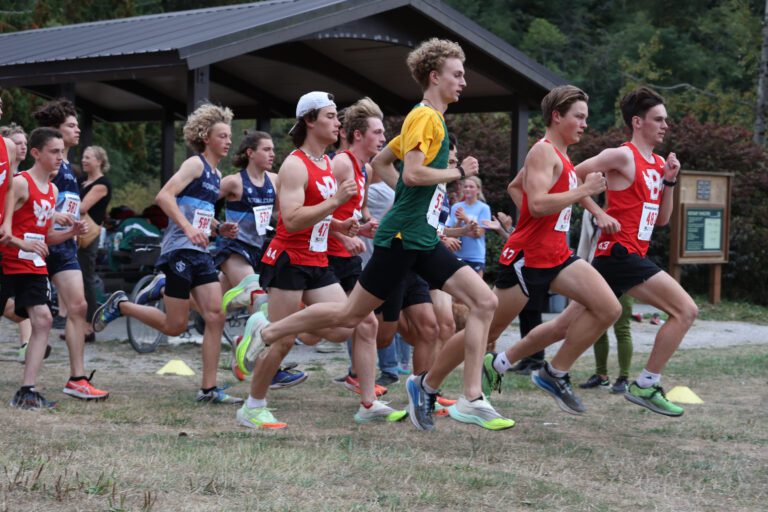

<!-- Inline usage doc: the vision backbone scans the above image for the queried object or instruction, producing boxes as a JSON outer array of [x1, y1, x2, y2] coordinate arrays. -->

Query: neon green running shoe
[[221, 274, 263, 313], [482, 352, 503, 397], [354, 400, 408, 424], [625, 382, 684, 417], [234, 312, 270, 377], [236, 405, 287, 429], [448, 395, 515, 431]]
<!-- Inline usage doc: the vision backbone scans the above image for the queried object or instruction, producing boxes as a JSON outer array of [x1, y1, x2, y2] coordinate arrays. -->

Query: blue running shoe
[[92, 291, 129, 333], [406, 373, 437, 431], [531, 364, 586, 415], [135, 273, 165, 305], [269, 366, 308, 390], [196, 385, 243, 405]]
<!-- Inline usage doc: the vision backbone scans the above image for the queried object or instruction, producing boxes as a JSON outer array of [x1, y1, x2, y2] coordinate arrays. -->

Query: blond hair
[[344, 97, 383, 144], [183, 103, 233, 153], [0, 122, 26, 138], [407, 38, 465, 90], [463, 175, 486, 202], [541, 85, 589, 126], [85, 145, 110, 172]]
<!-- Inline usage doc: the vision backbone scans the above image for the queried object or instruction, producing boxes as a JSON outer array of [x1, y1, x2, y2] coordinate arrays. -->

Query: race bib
[[310, 215, 332, 252], [192, 209, 214, 236], [18, 233, 46, 267], [55, 192, 80, 230], [426, 184, 447, 229], [252, 205, 273, 236], [554, 206, 572, 232], [638, 202, 659, 241], [353, 209, 363, 221]]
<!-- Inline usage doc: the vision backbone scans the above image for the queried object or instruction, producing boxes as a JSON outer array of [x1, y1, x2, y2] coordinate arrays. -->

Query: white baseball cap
[[295, 91, 336, 118]]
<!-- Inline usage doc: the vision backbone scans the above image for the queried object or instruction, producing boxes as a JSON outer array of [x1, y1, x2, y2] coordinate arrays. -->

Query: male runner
[[236, 39, 515, 432], [93, 104, 242, 404], [478, 85, 622, 415], [234, 91, 404, 429], [33, 99, 108, 400], [494, 87, 695, 416], [3, 128, 87, 408]]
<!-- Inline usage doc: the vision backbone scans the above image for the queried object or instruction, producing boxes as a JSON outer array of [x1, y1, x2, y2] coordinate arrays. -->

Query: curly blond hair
[[183, 103, 233, 153], [407, 38, 465, 90]]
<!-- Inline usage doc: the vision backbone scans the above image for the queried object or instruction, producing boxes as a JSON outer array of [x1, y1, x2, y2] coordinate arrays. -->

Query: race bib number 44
[[310, 215, 332, 252], [638, 202, 659, 241], [426, 184, 447, 229], [253, 205, 273, 236], [192, 209, 214, 236]]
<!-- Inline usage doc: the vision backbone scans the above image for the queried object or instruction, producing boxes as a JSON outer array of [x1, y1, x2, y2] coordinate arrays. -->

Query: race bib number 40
[[426, 184, 447, 229], [192, 209, 214, 236], [638, 202, 659, 241], [253, 205, 273, 236], [310, 215, 332, 252]]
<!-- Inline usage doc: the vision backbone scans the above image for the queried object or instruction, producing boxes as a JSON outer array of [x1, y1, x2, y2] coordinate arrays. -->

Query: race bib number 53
[[426, 184, 447, 229]]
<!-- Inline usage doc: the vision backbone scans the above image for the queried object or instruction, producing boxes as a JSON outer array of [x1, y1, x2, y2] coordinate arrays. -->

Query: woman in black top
[[78, 146, 112, 338]]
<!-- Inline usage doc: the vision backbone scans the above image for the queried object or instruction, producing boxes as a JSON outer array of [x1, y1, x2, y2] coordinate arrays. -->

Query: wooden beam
[[161, 110, 176, 184], [256, 42, 410, 114], [509, 99, 528, 223], [187, 65, 210, 114], [209, 66, 292, 116], [104, 80, 186, 118]]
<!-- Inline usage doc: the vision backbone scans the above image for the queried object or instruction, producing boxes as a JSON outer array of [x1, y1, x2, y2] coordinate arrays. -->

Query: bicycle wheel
[[223, 307, 250, 351], [126, 274, 166, 353]]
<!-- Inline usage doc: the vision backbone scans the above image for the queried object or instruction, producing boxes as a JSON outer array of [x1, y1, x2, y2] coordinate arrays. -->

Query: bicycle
[[125, 272, 252, 354]]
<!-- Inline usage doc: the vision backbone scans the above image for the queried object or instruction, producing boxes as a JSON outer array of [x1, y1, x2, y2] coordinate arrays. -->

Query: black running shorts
[[592, 243, 662, 297]]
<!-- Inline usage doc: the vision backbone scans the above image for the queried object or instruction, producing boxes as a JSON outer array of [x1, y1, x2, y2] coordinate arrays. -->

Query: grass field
[[1, 340, 766, 512]]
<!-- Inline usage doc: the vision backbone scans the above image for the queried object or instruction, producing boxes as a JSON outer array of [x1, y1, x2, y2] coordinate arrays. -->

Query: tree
[[754, 0, 768, 144]]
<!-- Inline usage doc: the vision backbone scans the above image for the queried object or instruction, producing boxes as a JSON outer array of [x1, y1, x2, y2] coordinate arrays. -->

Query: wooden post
[[669, 264, 682, 283], [161, 110, 175, 184], [509, 99, 528, 223], [709, 264, 722, 304]]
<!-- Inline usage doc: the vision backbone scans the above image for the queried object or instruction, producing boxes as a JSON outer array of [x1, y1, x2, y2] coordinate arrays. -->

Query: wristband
[[662, 179, 677, 187], [457, 165, 466, 179]]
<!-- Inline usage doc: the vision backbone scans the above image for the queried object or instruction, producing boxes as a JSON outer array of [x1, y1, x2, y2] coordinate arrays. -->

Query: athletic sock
[[469, 395, 484, 402], [246, 396, 267, 409], [493, 352, 513, 374], [69, 375, 86, 382], [201, 386, 216, 394], [636, 369, 661, 388], [421, 374, 438, 395], [546, 362, 568, 378]]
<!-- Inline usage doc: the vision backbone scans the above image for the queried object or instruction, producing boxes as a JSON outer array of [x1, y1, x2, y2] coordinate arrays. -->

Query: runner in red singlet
[[503, 87, 694, 417], [479, 85, 622, 415], [0, 96, 18, 246], [2, 128, 87, 409]]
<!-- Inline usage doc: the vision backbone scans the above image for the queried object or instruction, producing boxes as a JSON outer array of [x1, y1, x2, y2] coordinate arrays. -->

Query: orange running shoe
[[63, 371, 109, 400], [436, 394, 457, 407], [336, 373, 387, 397]]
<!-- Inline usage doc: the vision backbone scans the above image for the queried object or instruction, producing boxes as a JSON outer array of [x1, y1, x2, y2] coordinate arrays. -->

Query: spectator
[[447, 176, 491, 277], [0, 123, 27, 174], [78, 146, 112, 340]]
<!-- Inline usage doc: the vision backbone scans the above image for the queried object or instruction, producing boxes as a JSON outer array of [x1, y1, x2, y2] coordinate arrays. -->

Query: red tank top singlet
[[2, 171, 56, 275], [499, 140, 576, 269], [327, 150, 366, 258], [594, 142, 665, 258], [0, 138, 10, 225], [261, 150, 336, 267]]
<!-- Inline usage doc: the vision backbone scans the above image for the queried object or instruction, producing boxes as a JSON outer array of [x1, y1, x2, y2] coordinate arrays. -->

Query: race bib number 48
[[638, 202, 659, 241]]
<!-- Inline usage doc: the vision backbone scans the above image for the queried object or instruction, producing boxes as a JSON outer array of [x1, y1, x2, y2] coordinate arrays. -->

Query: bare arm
[[155, 156, 209, 247], [0, 140, 16, 243], [402, 149, 472, 187], [370, 146, 400, 190], [219, 174, 240, 201], [525, 143, 604, 218], [79, 184, 108, 215], [278, 155, 354, 233], [573, 147, 632, 182], [507, 169, 524, 210], [657, 153, 681, 226]]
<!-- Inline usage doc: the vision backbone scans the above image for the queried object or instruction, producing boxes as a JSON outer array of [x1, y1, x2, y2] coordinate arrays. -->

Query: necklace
[[300, 148, 325, 163]]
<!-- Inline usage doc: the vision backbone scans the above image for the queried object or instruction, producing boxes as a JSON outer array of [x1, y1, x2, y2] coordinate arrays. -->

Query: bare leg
[[399, 303, 439, 374], [53, 270, 88, 377], [22, 305, 53, 386], [190, 282, 226, 389]]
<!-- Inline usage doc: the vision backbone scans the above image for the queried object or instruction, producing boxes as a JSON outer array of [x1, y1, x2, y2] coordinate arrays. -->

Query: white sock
[[421, 374, 438, 394], [246, 396, 267, 409], [493, 352, 513, 374], [636, 369, 660, 388], [547, 362, 568, 378]]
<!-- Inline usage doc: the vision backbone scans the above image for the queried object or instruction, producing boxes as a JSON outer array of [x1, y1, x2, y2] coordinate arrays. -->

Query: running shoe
[[269, 367, 308, 390], [448, 395, 516, 431], [230, 336, 247, 381], [396, 365, 411, 375], [482, 352, 504, 396], [63, 371, 109, 400], [236, 405, 288, 429], [510, 357, 545, 375], [234, 311, 270, 377], [196, 386, 243, 405], [315, 339, 343, 353], [406, 373, 437, 431], [625, 382, 684, 417], [375, 372, 399, 387], [611, 376, 629, 394], [531, 364, 586, 415], [10, 388, 57, 410], [221, 274, 264, 313], [18, 343, 52, 363], [354, 400, 408, 423], [91, 290, 129, 333], [578, 374, 610, 390], [135, 273, 165, 305], [337, 373, 387, 397]]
